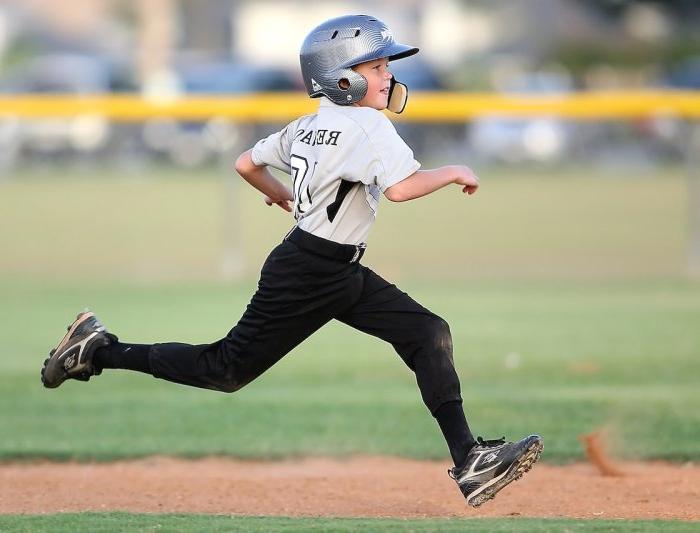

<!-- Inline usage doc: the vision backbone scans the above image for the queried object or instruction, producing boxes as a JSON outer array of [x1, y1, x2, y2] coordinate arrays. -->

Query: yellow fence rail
[[0, 90, 698, 122]]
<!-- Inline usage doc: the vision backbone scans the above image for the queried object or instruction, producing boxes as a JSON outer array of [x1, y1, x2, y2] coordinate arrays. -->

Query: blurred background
[[0, 0, 698, 167]]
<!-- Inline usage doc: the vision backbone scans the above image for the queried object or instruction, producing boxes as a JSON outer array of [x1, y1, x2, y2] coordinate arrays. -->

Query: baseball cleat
[[449, 434, 543, 508], [41, 311, 111, 389]]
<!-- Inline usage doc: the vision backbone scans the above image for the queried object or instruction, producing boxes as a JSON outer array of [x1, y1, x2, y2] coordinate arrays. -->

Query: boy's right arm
[[235, 149, 294, 212], [384, 165, 479, 202]]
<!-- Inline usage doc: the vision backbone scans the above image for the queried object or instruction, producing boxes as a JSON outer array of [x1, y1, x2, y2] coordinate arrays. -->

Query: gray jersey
[[251, 97, 420, 245]]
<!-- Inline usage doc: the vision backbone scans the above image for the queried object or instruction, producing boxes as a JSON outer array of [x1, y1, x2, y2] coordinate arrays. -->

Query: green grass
[[0, 514, 697, 532], [0, 165, 688, 282], [0, 167, 698, 463], [1, 278, 698, 462]]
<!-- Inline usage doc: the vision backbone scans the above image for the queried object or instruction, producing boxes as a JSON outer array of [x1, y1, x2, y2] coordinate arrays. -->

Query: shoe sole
[[41, 311, 100, 388], [468, 436, 543, 508]]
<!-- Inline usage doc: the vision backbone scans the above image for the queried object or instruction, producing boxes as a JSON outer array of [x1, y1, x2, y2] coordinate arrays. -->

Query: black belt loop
[[285, 227, 366, 263]]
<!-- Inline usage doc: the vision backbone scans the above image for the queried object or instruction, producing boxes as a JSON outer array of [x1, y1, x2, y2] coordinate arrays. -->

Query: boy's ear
[[387, 79, 408, 114]]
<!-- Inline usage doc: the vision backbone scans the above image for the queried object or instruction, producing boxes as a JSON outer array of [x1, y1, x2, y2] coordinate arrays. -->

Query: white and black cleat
[[449, 434, 543, 508], [41, 311, 111, 389]]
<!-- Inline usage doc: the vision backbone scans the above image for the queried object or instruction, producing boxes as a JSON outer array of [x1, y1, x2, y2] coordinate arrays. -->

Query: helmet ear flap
[[335, 68, 368, 104], [387, 78, 408, 114]]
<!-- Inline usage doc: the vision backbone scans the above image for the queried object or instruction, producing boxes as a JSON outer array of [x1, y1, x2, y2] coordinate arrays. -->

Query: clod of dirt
[[578, 430, 625, 477]]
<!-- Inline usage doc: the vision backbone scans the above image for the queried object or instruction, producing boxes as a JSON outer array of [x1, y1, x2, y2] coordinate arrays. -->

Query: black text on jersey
[[290, 154, 316, 220], [295, 129, 341, 146]]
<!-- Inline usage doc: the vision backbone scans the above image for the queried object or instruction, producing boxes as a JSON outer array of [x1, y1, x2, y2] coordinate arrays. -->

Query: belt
[[285, 227, 366, 263]]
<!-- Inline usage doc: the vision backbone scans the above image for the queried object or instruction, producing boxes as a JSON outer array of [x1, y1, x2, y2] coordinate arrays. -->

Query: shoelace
[[476, 436, 506, 447]]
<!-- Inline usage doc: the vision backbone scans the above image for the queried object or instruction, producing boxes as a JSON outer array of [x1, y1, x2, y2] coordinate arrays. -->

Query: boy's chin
[[356, 94, 389, 110]]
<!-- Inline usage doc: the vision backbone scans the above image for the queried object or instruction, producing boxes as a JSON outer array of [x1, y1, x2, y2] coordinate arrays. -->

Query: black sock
[[434, 400, 477, 469], [94, 342, 153, 374]]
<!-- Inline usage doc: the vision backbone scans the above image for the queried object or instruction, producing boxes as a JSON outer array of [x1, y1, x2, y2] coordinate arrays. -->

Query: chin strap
[[387, 77, 408, 114]]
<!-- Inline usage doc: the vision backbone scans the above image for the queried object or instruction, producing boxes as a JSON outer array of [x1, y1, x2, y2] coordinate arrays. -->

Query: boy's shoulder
[[287, 112, 316, 131], [350, 105, 393, 125]]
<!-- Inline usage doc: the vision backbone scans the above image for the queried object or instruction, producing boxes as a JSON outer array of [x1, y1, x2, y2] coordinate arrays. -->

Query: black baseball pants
[[146, 227, 462, 414]]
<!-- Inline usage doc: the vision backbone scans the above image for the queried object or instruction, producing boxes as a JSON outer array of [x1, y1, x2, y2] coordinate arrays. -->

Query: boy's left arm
[[384, 165, 479, 202], [235, 149, 294, 212]]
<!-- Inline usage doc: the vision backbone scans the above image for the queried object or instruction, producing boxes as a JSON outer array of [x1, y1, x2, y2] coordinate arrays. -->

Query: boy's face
[[352, 57, 393, 110]]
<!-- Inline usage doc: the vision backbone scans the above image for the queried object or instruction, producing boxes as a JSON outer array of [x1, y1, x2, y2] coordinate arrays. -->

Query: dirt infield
[[0, 457, 698, 520]]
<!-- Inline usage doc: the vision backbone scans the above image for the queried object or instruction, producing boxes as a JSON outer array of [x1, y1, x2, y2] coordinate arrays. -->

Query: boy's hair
[[300, 14, 418, 112]]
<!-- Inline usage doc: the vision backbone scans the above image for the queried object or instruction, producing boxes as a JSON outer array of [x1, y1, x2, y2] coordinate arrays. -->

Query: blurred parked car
[[141, 61, 301, 167], [627, 56, 700, 160], [665, 56, 700, 89], [468, 72, 573, 164], [0, 53, 134, 167]]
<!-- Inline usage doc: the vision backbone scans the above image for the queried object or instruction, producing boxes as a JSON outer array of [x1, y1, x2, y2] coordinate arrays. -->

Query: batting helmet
[[300, 15, 418, 113]]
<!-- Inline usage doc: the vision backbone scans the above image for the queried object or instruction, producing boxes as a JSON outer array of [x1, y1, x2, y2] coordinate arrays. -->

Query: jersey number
[[290, 154, 314, 220]]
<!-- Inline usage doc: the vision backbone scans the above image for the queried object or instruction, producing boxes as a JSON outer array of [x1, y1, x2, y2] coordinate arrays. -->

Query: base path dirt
[[1, 457, 698, 520]]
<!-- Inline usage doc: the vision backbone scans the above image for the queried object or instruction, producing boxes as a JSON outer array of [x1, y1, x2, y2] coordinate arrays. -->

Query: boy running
[[41, 15, 542, 507]]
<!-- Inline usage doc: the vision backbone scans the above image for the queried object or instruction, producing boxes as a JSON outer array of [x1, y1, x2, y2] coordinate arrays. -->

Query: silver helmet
[[300, 15, 418, 113]]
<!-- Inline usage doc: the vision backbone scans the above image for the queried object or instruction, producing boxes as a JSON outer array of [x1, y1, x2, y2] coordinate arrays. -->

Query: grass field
[[2, 277, 699, 462], [0, 514, 698, 532], [1, 166, 698, 528], [0, 164, 687, 282]]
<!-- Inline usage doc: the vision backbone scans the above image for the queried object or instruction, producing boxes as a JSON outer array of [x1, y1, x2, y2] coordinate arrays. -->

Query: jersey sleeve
[[343, 112, 421, 192], [250, 121, 296, 173]]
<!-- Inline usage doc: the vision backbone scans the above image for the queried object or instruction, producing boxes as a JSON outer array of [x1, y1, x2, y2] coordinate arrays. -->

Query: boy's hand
[[264, 196, 292, 212], [452, 166, 479, 195]]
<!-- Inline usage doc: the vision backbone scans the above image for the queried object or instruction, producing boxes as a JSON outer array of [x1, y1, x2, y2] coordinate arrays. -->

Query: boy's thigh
[[220, 243, 362, 380], [335, 266, 444, 346]]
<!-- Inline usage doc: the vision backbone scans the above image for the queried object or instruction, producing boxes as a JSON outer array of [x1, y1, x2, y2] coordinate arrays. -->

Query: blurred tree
[[579, 0, 700, 18], [551, 1, 700, 83]]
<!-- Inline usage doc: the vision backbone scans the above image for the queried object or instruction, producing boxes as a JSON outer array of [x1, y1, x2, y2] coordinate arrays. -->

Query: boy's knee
[[210, 368, 247, 393], [424, 316, 453, 356], [216, 379, 243, 393]]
